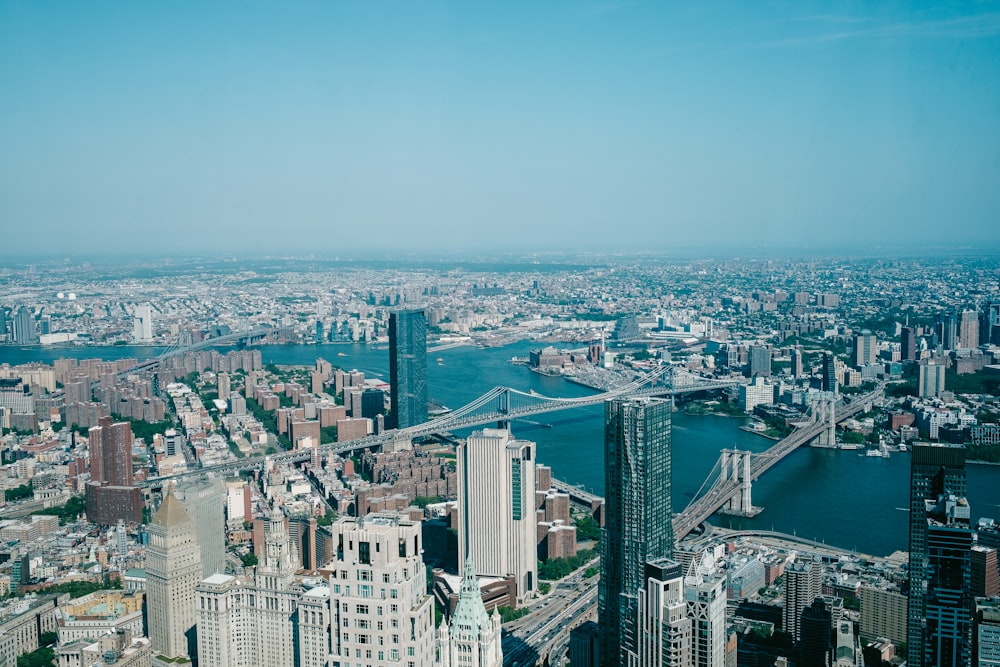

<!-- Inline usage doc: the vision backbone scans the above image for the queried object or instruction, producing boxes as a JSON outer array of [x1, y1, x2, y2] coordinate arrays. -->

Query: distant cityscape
[[0, 254, 998, 667]]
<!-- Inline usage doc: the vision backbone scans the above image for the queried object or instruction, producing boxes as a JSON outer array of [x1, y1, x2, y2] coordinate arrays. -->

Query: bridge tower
[[497, 388, 510, 429], [717, 449, 760, 517], [811, 392, 837, 448]]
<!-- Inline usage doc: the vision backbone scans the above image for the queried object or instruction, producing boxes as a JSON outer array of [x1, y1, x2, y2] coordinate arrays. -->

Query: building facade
[[457, 428, 537, 604], [388, 308, 427, 429], [907, 443, 967, 667], [321, 514, 436, 667], [146, 491, 202, 666], [599, 397, 674, 667], [196, 507, 300, 667], [636, 559, 691, 667], [436, 559, 503, 667]]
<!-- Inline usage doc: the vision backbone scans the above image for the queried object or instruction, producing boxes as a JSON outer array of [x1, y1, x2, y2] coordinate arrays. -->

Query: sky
[[1, 1, 999, 257]]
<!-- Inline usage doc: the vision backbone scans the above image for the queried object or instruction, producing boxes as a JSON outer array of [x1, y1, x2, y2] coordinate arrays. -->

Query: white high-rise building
[[133, 303, 153, 343], [147, 490, 202, 667], [685, 552, 727, 667], [298, 584, 332, 667], [318, 513, 436, 667], [783, 557, 822, 643], [458, 427, 537, 604], [637, 558, 691, 667], [436, 559, 503, 667], [196, 507, 301, 667]]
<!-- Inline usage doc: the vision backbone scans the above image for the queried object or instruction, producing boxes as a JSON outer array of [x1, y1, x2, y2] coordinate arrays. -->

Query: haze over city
[[3, 1, 1000, 256]]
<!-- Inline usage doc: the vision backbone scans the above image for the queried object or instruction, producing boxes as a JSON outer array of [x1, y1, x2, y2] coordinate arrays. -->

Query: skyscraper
[[908, 443, 967, 667], [919, 359, 947, 398], [320, 513, 436, 666], [822, 353, 838, 395], [437, 559, 504, 667], [901, 326, 917, 362], [11, 306, 37, 344], [959, 309, 980, 350], [637, 559, 691, 667], [748, 345, 772, 377], [388, 308, 427, 429], [853, 330, 878, 367], [923, 493, 974, 667], [84, 417, 142, 524], [599, 397, 673, 667], [790, 347, 804, 379], [458, 428, 537, 604], [783, 558, 822, 643], [684, 553, 727, 667], [941, 313, 958, 350], [196, 507, 300, 667], [147, 490, 202, 666], [133, 303, 153, 343]]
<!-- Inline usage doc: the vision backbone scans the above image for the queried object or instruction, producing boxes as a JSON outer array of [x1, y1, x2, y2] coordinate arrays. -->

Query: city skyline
[[3, 3, 1000, 256]]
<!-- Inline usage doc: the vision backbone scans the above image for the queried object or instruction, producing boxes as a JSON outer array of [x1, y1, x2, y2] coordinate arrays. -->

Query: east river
[[3, 341, 999, 557]]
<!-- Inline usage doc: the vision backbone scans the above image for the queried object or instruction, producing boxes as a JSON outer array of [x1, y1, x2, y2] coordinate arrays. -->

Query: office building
[[908, 443, 967, 667], [919, 359, 947, 398], [790, 347, 804, 378], [959, 309, 979, 349], [388, 308, 427, 429], [986, 302, 1000, 345], [901, 326, 917, 362], [458, 428, 537, 604], [146, 491, 202, 666], [974, 597, 1000, 667], [973, 547, 1000, 597], [637, 559, 691, 667], [822, 353, 838, 395], [783, 558, 822, 643], [799, 597, 833, 667], [436, 559, 503, 667], [569, 621, 600, 667], [599, 397, 673, 667], [11, 306, 37, 344], [941, 313, 958, 350], [923, 493, 974, 667], [133, 303, 153, 342], [748, 345, 771, 377], [321, 513, 436, 667], [173, 477, 227, 577], [860, 584, 908, 646], [196, 507, 300, 667], [854, 331, 878, 367], [85, 417, 143, 524], [684, 554, 727, 667]]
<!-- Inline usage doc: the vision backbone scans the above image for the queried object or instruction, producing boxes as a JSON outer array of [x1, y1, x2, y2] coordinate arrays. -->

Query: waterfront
[[3, 341, 999, 557]]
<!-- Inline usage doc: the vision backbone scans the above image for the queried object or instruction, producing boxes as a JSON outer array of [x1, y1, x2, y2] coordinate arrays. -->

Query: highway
[[503, 561, 599, 666]]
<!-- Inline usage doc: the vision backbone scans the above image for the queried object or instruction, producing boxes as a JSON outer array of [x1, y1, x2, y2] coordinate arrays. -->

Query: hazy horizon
[[2, 2, 999, 256]]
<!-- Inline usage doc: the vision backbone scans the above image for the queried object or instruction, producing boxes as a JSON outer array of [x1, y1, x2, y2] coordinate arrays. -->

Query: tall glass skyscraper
[[388, 308, 427, 429], [907, 443, 967, 667], [599, 397, 673, 667]]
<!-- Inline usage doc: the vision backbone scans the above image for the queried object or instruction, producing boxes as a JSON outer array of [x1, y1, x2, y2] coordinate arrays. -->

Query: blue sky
[[1, 1, 998, 256]]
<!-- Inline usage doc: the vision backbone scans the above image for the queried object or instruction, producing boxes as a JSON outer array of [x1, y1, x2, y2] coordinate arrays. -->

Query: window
[[359, 541, 371, 565]]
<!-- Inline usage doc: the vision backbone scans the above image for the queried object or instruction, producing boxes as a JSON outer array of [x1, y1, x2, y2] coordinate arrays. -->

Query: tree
[[241, 552, 258, 567]]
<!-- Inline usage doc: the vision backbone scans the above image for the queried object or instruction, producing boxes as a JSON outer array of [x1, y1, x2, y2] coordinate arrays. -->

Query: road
[[502, 561, 599, 666]]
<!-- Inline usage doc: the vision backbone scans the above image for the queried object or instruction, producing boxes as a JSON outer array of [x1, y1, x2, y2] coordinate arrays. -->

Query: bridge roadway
[[671, 384, 884, 540], [139, 375, 735, 488]]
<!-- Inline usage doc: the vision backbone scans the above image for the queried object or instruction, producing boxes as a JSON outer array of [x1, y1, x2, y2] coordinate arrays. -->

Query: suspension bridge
[[671, 383, 885, 540], [139, 365, 736, 488]]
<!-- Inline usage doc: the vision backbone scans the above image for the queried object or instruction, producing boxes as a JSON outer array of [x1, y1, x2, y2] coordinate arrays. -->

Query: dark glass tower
[[599, 397, 673, 667], [907, 443, 967, 667], [388, 308, 427, 429], [822, 352, 838, 394]]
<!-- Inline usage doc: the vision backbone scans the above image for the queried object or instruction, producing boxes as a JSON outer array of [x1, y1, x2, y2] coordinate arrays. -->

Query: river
[[3, 341, 999, 556]]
